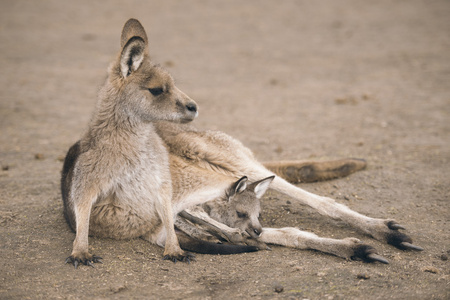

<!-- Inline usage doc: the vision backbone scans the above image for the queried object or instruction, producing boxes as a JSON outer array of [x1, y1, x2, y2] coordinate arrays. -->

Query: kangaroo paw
[[385, 221, 424, 251], [163, 251, 196, 264], [351, 245, 389, 264], [65, 254, 103, 269]]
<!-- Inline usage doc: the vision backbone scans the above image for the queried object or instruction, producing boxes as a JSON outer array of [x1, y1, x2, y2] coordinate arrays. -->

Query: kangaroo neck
[[87, 97, 157, 148]]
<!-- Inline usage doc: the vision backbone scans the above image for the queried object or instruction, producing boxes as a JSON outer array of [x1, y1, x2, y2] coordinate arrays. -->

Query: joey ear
[[252, 176, 275, 199], [227, 176, 248, 200]]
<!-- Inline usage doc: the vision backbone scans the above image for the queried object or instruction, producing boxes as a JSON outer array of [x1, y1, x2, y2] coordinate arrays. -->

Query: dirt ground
[[1, 0, 449, 299]]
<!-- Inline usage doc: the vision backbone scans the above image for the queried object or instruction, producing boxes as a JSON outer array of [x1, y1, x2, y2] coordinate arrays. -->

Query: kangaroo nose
[[253, 228, 261, 236], [186, 102, 197, 113]]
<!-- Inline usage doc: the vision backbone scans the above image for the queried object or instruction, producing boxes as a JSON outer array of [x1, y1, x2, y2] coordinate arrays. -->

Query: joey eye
[[236, 211, 248, 218], [148, 87, 164, 96]]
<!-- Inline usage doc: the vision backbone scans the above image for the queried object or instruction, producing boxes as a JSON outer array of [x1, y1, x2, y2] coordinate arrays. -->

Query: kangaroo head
[[205, 176, 275, 239], [106, 18, 198, 124]]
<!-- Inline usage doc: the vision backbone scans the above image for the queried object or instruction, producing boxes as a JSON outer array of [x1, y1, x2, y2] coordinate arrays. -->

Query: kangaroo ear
[[121, 19, 148, 48], [227, 176, 248, 200], [119, 19, 148, 78], [252, 176, 275, 199]]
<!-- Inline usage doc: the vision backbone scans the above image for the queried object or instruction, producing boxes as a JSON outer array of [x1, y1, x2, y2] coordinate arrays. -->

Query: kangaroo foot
[[368, 220, 423, 251], [351, 245, 389, 264], [163, 251, 195, 263], [385, 221, 424, 251], [65, 252, 103, 269]]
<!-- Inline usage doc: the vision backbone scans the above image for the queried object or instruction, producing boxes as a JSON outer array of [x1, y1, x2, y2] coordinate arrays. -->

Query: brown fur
[[62, 19, 199, 267], [62, 19, 421, 267]]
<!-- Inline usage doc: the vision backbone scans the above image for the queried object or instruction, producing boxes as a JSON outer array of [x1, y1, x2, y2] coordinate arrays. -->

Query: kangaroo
[[154, 118, 423, 262], [61, 19, 259, 268], [178, 176, 389, 263], [62, 18, 422, 268], [176, 176, 273, 247]]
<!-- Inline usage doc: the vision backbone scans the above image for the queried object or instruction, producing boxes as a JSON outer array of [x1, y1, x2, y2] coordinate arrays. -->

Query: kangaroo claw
[[65, 254, 103, 269], [385, 228, 423, 251], [163, 252, 195, 264], [384, 221, 423, 251], [367, 253, 389, 264], [352, 245, 388, 264], [399, 242, 424, 251], [387, 221, 406, 230]]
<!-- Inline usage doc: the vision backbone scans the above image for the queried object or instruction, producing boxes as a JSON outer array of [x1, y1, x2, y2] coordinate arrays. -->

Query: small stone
[[356, 273, 370, 280], [2, 165, 9, 171], [274, 284, 284, 293], [439, 254, 448, 261], [110, 285, 127, 293], [34, 153, 45, 160], [422, 266, 439, 274]]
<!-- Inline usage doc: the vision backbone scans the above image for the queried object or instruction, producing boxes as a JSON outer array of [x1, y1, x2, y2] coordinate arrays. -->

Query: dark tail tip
[[178, 235, 258, 255]]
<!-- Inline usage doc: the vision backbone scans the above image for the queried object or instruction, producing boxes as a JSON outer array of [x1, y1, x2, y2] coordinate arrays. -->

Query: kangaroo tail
[[177, 233, 258, 255]]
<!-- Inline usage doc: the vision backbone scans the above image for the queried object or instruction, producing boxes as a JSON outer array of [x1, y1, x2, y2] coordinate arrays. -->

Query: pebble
[[422, 266, 439, 274], [274, 284, 284, 293], [34, 153, 45, 160], [356, 273, 370, 280], [110, 285, 127, 293]]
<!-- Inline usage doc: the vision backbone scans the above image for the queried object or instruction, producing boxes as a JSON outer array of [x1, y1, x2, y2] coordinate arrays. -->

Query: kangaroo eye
[[148, 87, 164, 96], [236, 211, 248, 218]]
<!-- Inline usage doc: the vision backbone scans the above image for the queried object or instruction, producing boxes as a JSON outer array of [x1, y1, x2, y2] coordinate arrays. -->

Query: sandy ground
[[1, 0, 449, 299]]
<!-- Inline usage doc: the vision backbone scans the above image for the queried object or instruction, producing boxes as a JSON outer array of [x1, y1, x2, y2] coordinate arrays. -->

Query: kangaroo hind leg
[[259, 227, 389, 264]]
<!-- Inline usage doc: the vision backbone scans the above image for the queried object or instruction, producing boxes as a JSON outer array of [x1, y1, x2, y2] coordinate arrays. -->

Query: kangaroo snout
[[175, 86, 198, 122], [253, 228, 261, 236], [247, 224, 263, 238], [179, 100, 198, 123], [186, 102, 198, 114]]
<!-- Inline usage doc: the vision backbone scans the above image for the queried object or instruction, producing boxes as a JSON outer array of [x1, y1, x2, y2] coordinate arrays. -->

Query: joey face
[[209, 176, 275, 239], [232, 194, 263, 239]]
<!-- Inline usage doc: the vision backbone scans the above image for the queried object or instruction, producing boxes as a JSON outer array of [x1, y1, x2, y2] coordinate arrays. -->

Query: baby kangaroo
[[180, 176, 389, 263], [176, 176, 274, 247], [61, 19, 200, 267]]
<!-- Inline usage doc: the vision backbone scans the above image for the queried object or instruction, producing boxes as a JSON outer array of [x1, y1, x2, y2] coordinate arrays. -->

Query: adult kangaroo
[[61, 18, 422, 268]]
